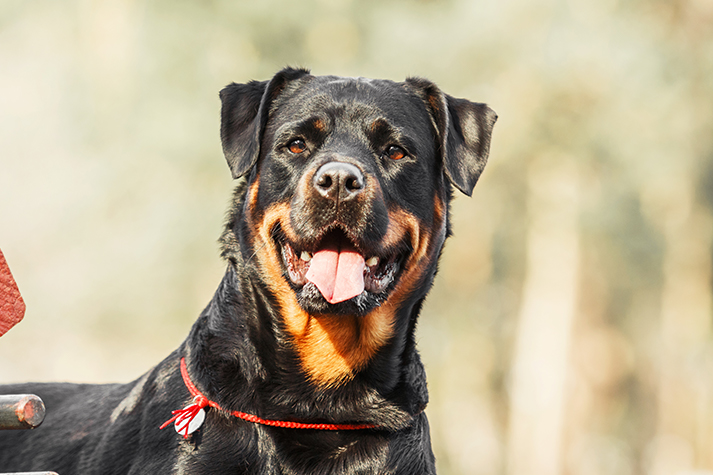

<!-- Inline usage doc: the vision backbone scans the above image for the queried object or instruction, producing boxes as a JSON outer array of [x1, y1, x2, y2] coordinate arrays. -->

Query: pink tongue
[[305, 240, 365, 304]]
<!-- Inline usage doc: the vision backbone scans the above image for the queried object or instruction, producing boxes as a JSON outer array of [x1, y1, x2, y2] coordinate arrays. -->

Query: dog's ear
[[220, 67, 311, 179], [405, 78, 497, 196]]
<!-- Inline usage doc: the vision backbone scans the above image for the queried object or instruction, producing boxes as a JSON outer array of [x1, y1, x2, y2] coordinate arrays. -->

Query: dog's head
[[220, 68, 496, 387]]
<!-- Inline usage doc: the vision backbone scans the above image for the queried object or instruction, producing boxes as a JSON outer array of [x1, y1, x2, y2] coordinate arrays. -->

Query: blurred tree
[[1, 0, 713, 474]]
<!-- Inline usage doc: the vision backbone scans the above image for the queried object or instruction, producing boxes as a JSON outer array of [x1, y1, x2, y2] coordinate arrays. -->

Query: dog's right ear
[[220, 67, 311, 179]]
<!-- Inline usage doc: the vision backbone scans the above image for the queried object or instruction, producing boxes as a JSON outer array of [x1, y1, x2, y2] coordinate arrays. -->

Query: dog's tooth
[[300, 251, 312, 262], [366, 256, 379, 267]]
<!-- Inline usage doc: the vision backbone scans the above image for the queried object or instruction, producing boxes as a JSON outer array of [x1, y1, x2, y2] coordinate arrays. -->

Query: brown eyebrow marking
[[367, 118, 420, 158], [274, 116, 331, 147], [312, 118, 326, 132], [367, 118, 393, 144]]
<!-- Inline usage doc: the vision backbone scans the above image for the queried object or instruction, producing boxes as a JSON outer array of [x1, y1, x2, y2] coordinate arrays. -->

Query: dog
[[0, 67, 496, 474]]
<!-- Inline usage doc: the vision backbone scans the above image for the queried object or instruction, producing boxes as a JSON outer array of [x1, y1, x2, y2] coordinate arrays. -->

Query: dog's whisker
[[245, 239, 269, 265]]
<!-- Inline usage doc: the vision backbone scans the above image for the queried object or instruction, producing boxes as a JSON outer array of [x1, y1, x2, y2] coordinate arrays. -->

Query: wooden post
[[0, 394, 45, 430]]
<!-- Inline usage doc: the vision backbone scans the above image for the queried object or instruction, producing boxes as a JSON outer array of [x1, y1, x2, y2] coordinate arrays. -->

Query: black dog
[[0, 68, 496, 474]]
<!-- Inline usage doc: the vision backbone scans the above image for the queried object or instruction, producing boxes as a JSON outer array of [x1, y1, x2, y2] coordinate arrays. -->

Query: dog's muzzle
[[277, 160, 404, 308]]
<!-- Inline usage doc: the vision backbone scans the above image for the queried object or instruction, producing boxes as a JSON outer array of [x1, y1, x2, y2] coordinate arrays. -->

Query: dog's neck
[[178, 182, 432, 430], [182, 263, 427, 430]]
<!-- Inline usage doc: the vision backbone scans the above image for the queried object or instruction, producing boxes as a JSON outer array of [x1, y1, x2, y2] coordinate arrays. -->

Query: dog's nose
[[313, 162, 365, 202]]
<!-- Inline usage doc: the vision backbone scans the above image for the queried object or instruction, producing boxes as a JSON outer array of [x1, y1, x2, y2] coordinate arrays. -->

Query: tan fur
[[313, 118, 326, 132], [246, 179, 447, 387]]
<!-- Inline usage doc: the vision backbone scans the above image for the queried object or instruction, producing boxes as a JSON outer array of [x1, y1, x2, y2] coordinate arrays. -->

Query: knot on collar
[[159, 357, 380, 438]]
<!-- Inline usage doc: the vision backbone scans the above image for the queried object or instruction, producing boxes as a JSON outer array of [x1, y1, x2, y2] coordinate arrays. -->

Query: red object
[[160, 358, 377, 438], [0, 249, 25, 337]]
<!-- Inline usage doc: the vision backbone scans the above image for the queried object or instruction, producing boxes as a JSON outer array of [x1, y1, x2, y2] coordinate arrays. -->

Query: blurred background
[[1, 0, 712, 473]]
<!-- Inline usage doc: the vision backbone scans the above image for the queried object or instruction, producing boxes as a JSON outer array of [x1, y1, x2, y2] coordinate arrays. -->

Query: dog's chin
[[294, 283, 389, 316], [277, 235, 405, 317]]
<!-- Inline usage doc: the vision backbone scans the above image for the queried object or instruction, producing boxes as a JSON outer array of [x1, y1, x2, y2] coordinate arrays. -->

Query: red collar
[[160, 358, 377, 438]]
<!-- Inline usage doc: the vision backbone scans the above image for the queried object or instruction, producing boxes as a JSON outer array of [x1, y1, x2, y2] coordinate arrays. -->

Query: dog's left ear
[[220, 67, 312, 179], [405, 78, 497, 196]]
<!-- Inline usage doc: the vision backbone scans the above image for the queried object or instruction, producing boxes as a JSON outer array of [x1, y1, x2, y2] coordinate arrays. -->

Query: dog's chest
[[172, 425, 432, 475]]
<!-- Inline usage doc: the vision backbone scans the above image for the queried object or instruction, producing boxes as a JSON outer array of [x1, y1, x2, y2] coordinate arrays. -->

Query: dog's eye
[[384, 145, 407, 161], [288, 139, 307, 154]]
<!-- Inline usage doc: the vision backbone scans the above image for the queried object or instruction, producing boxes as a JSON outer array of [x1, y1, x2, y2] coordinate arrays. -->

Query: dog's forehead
[[275, 75, 431, 130]]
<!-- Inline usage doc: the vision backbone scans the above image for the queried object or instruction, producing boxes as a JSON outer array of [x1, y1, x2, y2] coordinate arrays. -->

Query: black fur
[[0, 68, 496, 474]]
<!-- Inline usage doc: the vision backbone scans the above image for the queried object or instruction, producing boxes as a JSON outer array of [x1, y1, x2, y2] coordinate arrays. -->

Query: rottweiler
[[0, 67, 496, 474]]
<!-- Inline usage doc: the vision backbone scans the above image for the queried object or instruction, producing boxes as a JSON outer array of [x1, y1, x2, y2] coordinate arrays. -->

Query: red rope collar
[[160, 357, 377, 438]]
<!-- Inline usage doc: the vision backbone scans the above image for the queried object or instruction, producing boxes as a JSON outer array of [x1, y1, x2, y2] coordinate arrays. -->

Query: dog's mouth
[[278, 228, 403, 305]]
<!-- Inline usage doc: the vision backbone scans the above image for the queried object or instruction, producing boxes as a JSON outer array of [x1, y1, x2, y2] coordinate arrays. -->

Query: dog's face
[[220, 68, 496, 387], [255, 76, 446, 317]]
